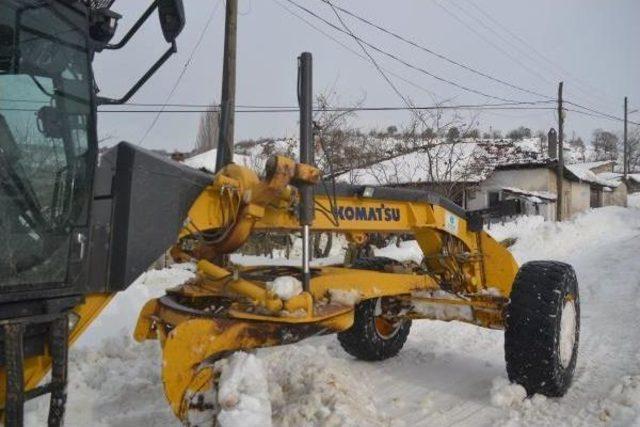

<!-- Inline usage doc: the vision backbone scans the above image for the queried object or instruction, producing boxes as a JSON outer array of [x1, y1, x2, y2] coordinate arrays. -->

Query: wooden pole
[[556, 82, 564, 222], [215, 0, 238, 172]]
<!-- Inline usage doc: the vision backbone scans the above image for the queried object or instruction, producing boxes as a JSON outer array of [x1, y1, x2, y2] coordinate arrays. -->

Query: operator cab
[[0, 1, 95, 303], [0, 0, 185, 306], [0, 1, 188, 423]]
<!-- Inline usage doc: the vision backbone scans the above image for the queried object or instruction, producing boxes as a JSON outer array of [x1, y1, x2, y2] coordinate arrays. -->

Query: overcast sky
[[95, 0, 640, 152]]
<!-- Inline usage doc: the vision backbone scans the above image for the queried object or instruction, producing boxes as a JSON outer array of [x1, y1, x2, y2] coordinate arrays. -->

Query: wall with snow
[[604, 182, 628, 207], [467, 168, 556, 220], [565, 179, 591, 219], [467, 168, 554, 212], [468, 168, 601, 220]]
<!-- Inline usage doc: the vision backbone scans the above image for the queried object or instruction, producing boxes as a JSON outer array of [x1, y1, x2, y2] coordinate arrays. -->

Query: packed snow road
[[25, 205, 640, 426]]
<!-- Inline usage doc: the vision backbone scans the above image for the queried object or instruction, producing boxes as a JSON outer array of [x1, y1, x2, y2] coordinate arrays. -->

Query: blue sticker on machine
[[444, 211, 459, 234]]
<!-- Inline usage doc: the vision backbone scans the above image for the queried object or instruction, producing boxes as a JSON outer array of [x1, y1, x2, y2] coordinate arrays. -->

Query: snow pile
[[263, 345, 386, 426], [629, 192, 640, 208], [216, 352, 272, 427], [505, 206, 637, 263], [411, 300, 473, 321], [26, 336, 176, 427], [596, 375, 640, 425], [502, 186, 557, 202], [483, 215, 545, 242], [328, 289, 361, 306], [76, 264, 195, 347], [184, 149, 253, 173], [266, 276, 302, 300], [490, 378, 527, 408], [373, 239, 423, 264]]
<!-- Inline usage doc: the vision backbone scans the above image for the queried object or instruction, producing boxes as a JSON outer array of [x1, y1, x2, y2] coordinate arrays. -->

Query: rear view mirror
[[158, 0, 185, 43]]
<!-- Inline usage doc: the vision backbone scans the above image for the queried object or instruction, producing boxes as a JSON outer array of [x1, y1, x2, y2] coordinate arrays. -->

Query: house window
[[488, 191, 501, 208]]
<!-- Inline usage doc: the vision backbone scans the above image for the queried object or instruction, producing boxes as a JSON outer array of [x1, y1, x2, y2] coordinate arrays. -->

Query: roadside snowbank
[[76, 264, 195, 348], [263, 345, 387, 426]]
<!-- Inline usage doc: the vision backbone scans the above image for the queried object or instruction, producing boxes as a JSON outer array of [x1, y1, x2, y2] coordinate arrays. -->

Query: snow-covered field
[[25, 205, 640, 427]]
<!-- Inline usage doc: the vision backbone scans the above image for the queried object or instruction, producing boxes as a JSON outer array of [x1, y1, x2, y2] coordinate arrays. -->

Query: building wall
[[566, 180, 591, 218], [469, 168, 592, 220], [548, 171, 590, 219], [604, 182, 628, 207], [466, 168, 553, 211], [625, 179, 640, 194]]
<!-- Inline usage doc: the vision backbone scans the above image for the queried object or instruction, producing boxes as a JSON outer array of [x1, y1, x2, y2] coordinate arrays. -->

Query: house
[[338, 139, 549, 207], [625, 175, 640, 193], [466, 160, 627, 221], [338, 137, 627, 221], [596, 171, 640, 195]]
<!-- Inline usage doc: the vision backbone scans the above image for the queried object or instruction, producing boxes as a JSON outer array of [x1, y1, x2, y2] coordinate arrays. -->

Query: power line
[[137, 0, 222, 146], [565, 103, 640, 126], [438, 0, 633, 120], [283, 0, 525, 103], [434, 0, 555, 92], [323, 0, 415, 117], [0, 102, 556, 114], [0, 100, 554, 111], [98, 106, 556, 114], [450, 0, 611, 114], [317, 0, 553, 101], [271, 0, 443, 102], [462, 0, 618, 109]]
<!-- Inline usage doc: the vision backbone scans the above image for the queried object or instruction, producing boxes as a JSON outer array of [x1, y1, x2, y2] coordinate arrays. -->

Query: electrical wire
[[0, 104, 557, 114], [324, 0, 418, 114], [283, 0, 526, 104], [566, 101, 640, 126], [137, 0, 223, 146], [270, 0, 441, 101], [434, 0, 555, 92], [462, 0, 618, 108], [566, 107, 640, 127], [317, 0, 553, 101], [445, 0, 621, 117]]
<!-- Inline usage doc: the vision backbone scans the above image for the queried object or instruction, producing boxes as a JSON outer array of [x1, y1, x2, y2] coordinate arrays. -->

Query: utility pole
[[556, 82, 564, 222], [624, 96, 628, 179], [215, 0, 238, 172]]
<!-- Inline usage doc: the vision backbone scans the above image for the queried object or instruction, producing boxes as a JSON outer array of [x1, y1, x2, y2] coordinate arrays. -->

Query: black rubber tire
[[505, 260, 580, 397], [338, 298, 411, 361], [338, 257, 411, 361]]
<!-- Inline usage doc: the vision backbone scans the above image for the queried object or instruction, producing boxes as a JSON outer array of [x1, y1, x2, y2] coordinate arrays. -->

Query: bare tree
[[194, 103, 220, 154], [506, 126, 532, 141], [591, 129, 619, 161], [568, 136, 586, 161], [627, 127, 640, 172]]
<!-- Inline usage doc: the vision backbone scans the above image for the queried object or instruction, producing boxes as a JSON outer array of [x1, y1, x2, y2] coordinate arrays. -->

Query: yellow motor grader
[[0, 1, 579, 425]]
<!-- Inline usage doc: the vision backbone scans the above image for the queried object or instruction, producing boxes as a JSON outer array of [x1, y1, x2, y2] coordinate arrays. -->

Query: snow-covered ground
[[25, 205, 640, 426]]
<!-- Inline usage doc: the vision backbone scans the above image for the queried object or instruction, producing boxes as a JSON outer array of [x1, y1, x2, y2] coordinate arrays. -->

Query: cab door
[[0, 0, 95, 302]]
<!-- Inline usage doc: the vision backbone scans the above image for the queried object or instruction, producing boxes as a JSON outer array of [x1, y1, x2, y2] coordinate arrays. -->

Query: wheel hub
[[559, 299, 577, 368]]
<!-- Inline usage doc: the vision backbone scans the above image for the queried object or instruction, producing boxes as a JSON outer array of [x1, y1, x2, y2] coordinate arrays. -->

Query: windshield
[[0, 0, 94, 289]]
